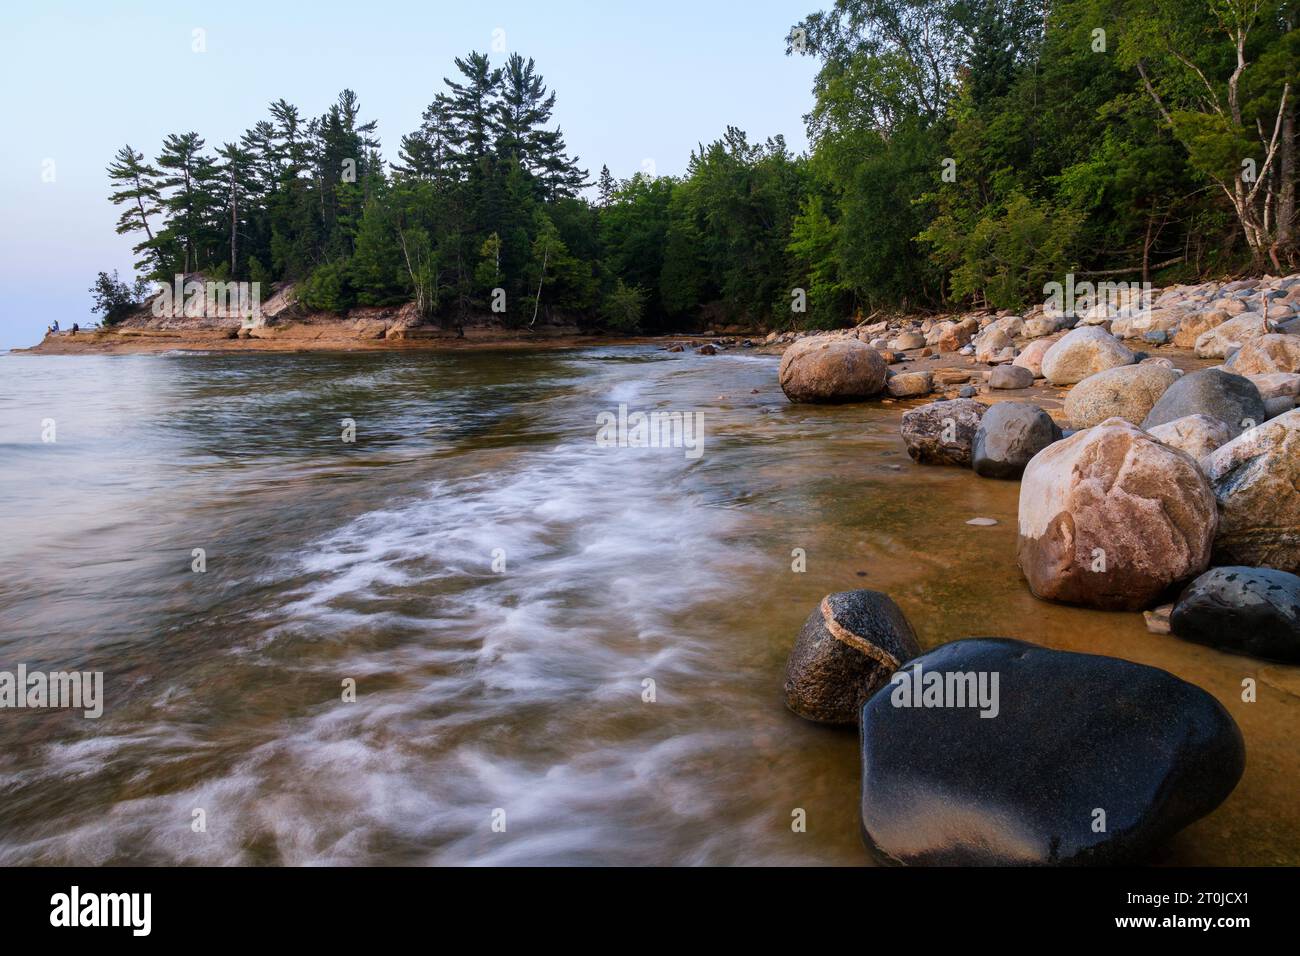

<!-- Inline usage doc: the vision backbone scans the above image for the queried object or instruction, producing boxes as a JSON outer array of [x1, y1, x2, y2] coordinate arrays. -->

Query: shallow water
[[0, 346, 1295, 865]]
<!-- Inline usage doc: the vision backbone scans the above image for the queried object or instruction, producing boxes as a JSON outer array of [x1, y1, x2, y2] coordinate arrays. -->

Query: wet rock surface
[[973, 401, 1062, 480], [783, 590, 921, 725], [1171, 566, 1300, 663], [778, 337, 887, 403], [859, 638, 1246, 866], [901, 399, 988, 466]]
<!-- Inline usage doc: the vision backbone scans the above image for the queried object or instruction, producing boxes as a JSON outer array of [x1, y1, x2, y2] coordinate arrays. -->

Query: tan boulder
[[1226, 333, 1300, 375], [1041, 326, 1136, 385], [1146, 414, 1236, 462], [1246, 372, 1300, 400], [973, 327, 1014, 362], [1064, 363, 1180, 429], [1013, 337, 1057, 378], [1195, 312, 1268, 358], [779, 337, 887, 403], [1173, 309, 1230, 348], [937, 317, 978, 352], [885, 370, 934, 398], [1017, 418, 1217, 610], [1202, 409, 1300, 573]]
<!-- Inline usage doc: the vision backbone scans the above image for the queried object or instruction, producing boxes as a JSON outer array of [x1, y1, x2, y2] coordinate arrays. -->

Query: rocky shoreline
[[764, 271, 1300, 865], [16, 281, 676, 355]]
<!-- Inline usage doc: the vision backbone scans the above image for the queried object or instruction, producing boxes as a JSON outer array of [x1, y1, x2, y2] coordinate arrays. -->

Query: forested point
[[99, 1, 1299, 333]]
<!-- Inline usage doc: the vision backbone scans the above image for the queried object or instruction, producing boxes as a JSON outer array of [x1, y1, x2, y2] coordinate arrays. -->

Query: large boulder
[[972, 402, 1062, 480], [1173, 309, 1230, 348], [1140, 368, 1266, 437], [1041, 326, 1136, 385], [1202, 408, 1300, 573], [1225, 333, 1300, 375], [1171, 567, 1300, 663], [1023, 315, 1065, 338], [1146, 414, 1235, 462], [1195, 312, 1268, 359], [1064, 363, 1180, 429], [859, 638, 1245, 865], [782, 590, 921, 724], [900, 399, 988, 466], [1017, 418, 1217, 610], [1013, 337, 1056, 378], [778, 337, 887, 403]]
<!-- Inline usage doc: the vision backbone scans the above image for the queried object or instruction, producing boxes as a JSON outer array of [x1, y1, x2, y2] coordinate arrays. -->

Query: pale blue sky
[[0, 0, 819, 349]]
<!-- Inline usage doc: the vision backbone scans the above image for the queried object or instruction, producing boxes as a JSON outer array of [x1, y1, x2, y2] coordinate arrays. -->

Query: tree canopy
[[106, 12, 1300, 332]]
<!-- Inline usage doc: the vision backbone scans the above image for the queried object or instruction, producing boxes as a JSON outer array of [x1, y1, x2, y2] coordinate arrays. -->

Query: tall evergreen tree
[[156, 132, 220, 274], [106, 145, 163, 273]]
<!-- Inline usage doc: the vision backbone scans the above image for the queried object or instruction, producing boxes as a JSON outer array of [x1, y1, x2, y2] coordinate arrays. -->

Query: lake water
[[0, 347, 1294, 864]]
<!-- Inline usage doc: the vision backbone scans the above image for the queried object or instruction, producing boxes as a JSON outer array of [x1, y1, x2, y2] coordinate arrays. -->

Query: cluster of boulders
[[770, 275, 1300, 864], [775, 272, 1300, 663], [772, 273, 1300, 404], [663, 336, 755, 355], [902, 378, 1300, 652], [782, 589, 1246, 864]]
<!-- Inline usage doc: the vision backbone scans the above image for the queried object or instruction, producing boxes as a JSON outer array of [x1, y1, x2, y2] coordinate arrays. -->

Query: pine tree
[[106, 145, 163, 274], [438, 52, 502, 178], [394, 101, 455, 183], [156, 132, 220, 275], [497, 54, 556, 170], [215, 141, 259, 278], [533, 124, 588, 200], [597, 164, 615, 207]]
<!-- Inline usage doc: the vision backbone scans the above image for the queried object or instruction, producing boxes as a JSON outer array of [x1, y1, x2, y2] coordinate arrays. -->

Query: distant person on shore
[[70, 323, 79, 335], [49, 320, 59, 334]]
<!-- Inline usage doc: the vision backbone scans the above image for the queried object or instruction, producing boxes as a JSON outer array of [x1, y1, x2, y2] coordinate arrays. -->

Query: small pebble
[[966, 517, 998, 526], [1144, 604, 1173, 635]]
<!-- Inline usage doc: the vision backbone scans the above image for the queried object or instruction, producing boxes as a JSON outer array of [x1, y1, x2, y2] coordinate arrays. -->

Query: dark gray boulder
[[783, 590, 921, 725], [1170, 566, 1300, 663], [859, 638, 1245, 865], [972, 402, 1062, 479], [1140, 368, 1266, 436]]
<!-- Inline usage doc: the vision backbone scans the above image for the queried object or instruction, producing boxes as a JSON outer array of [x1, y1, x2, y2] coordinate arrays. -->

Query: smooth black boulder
[[972, 401, 1062, 479], [859, 638, 1245, 865], [783, 590, 921, 725], [1140, 368, 1266, 436], [1171, 566, 1300, 663]]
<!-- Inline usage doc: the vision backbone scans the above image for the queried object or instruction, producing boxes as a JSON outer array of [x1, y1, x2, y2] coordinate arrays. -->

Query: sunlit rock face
[[1016, 418, 1216, 611]]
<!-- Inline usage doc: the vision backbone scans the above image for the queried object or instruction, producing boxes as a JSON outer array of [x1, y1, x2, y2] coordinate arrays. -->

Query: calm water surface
[[0, 347, 1295, 864]]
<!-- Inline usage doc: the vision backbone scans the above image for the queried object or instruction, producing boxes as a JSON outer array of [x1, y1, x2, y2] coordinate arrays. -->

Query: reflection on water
[[0, 347, 1294, 865]]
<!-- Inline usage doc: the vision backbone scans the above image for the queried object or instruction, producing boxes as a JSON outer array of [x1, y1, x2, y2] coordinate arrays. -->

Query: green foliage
[[296, 262, 352, 313], [922, 193, 1082, 309], [601, 279, 647, 333], [88, 270, 150, 325], [104, 11, 1300, 333]]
